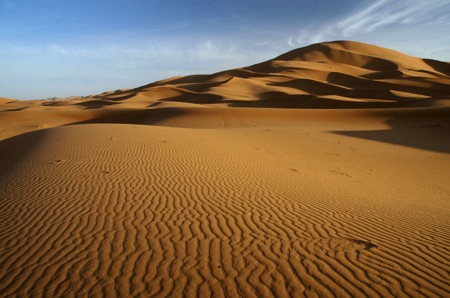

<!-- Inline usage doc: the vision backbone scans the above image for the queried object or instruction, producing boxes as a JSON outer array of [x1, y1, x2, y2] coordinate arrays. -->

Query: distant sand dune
[[69, 41, 449, 109], [1, 41, 449, 297]]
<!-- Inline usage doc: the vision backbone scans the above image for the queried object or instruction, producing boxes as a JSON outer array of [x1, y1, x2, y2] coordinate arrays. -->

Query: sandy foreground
[[0, 41, 449, 297]]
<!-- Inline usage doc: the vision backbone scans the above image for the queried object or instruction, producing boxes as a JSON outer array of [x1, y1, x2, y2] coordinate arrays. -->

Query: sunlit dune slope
[[0, 97, 15, 104]]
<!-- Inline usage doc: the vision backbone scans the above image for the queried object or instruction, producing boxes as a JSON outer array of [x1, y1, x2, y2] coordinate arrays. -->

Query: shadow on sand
[[331, 107, 450, 154]]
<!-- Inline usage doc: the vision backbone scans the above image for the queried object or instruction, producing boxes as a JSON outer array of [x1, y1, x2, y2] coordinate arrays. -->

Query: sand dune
[[71, 41, 450, 110], [1, 41, 450, 297], [0, 98, 14, 104]]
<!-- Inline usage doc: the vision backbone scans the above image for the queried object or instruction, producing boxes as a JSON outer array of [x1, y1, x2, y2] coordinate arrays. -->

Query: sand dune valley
[[1, 41, 450, 297]]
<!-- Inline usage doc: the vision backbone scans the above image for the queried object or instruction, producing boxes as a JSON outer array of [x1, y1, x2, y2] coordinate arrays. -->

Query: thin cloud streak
[[289, 0, 450, 47], [0, 38, 278, 99]]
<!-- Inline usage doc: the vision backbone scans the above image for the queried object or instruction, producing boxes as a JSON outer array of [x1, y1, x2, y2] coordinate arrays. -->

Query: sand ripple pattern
[[0, 124, 449, 297]]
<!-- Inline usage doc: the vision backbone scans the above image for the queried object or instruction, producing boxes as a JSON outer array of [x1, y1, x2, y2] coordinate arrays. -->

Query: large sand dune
[[1, 41, 449, 297]]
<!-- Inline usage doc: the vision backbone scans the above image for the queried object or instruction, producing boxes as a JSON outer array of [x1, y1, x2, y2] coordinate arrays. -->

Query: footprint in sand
[[311, 237, 378, 252]]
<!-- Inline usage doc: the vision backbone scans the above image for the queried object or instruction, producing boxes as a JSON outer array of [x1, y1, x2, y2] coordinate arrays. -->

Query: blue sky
[[1, 0, 449, 100]]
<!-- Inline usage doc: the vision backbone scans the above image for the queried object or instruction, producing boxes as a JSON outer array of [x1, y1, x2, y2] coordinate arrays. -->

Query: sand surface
[[1, 41, 449, 297]]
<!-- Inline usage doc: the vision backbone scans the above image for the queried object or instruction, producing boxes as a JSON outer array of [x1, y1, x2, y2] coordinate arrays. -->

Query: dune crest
[[85, 40, 449, 109], [1, 41, 449, 297]]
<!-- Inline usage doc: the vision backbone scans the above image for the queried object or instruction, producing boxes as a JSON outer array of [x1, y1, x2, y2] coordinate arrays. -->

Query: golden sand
[[1, 41, 449, 297]]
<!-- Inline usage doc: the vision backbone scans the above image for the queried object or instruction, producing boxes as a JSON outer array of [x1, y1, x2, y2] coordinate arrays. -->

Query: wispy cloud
[[0, 37, 278, 99], [289, 0, 450, 46], [2, 39, 236, 66]]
